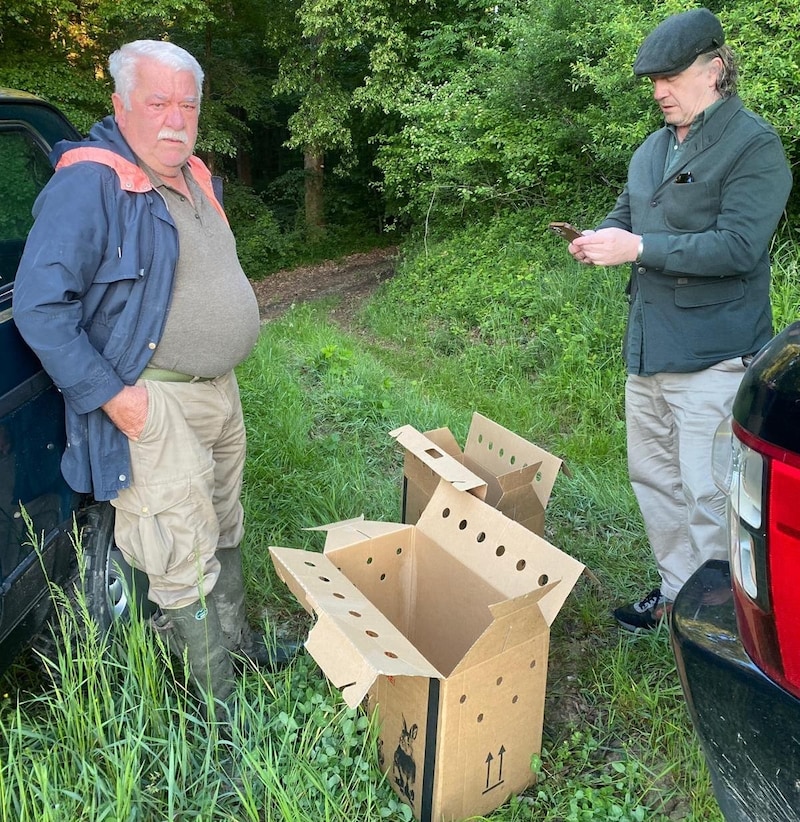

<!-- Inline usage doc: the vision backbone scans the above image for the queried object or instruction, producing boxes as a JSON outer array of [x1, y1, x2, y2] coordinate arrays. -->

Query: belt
[[139, 367, 215, 383]]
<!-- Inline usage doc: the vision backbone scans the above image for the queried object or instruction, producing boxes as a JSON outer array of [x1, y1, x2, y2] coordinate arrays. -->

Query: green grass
[[3, 213, 798, 820]]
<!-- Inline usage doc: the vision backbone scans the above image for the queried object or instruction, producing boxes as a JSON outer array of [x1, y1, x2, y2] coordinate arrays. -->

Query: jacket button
[[119, 474, 127, 482], [148, 342, 156, 350], [650, 200, 658, 207], [638, 266, 646, 274]]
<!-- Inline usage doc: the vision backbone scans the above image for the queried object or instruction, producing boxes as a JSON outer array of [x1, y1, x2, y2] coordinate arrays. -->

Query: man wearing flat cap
[[569, 8, 792, 630]]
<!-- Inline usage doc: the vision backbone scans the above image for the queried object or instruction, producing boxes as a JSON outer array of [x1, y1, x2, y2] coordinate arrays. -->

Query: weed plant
[[3, 213, 797, 820], [0, 546, 410, 821]]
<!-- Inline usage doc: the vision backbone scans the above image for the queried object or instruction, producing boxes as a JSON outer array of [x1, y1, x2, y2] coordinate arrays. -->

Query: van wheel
[[79, 502, 153, 631], [32, 502, 152, 671]]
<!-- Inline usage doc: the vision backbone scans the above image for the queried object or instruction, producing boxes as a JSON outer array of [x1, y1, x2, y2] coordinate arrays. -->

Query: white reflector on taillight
[[712, 416, 735, 494], [733, 519, 758, 599], [733, 442, 763, 530], [726, 437, 764, 600]]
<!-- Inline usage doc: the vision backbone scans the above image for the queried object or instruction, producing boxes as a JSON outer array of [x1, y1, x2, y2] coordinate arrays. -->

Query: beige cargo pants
[[111, 371, 246, 609]]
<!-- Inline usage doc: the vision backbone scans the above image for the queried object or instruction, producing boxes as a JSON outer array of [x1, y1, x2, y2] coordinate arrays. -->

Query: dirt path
[[251, 246, 398, 325]]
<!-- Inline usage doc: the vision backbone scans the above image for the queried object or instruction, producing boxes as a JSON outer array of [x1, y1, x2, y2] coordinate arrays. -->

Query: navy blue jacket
[[13, 116, 224, 500]]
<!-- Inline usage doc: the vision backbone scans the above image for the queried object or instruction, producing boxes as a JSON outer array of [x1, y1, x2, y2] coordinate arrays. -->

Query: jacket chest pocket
[[663, 179, 720, 233], [83, 250, 148, 357]]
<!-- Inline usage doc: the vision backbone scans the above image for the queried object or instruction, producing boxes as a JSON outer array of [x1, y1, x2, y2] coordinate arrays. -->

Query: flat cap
[[633, 8, 725, 77]]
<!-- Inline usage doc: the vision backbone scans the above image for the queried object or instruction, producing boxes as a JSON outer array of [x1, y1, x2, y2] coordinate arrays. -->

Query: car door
[[0, 97, 81, 656]]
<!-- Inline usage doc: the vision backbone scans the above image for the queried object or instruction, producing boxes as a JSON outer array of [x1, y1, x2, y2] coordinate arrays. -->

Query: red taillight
[[767, 458, 800, 689], [730, 420, 800, 699]]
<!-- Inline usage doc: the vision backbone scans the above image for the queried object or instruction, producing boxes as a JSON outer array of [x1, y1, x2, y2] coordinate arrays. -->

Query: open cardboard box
[[269, 480, 585, 822], [390, 413, 567, 536]]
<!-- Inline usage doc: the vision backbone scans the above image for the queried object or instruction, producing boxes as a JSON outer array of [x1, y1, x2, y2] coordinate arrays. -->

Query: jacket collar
[[53, 116, 227, 223]]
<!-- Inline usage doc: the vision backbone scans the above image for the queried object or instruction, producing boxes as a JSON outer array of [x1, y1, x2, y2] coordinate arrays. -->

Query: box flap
[[450, 586, 552, 675], [464, 412, 565, 508], [269, 546, 442, 708], [308, 517, 411, 551], [417, 480, 584, 627], [389, 425, 487, 497], [418, 426, 462, 458]]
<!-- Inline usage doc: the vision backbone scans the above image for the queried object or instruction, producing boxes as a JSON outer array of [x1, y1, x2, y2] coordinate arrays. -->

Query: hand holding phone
[[548, 221, 583, 243]]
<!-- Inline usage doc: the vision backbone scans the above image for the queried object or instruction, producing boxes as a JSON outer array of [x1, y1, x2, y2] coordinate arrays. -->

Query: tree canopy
[[1, 0, 796, 253]]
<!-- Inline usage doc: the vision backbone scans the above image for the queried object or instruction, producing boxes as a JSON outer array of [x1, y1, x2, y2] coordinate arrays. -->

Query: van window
[[0, 126, 54, 289]]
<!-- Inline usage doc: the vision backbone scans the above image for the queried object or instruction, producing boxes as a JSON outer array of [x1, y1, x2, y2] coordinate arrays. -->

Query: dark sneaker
[[236, 630, 302, 672], [613, 588, 672, 631]]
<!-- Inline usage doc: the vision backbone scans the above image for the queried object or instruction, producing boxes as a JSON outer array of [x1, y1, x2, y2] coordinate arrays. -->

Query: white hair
[[108, 40, 204, 109]]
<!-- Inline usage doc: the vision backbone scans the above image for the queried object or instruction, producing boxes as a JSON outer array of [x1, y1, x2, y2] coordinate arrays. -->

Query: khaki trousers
[[625, 357, 746, 601], [111, 371, 246, 609]]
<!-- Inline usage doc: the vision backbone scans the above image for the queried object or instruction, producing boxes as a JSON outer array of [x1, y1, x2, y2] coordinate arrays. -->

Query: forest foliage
[[1, 0, 797, 269]]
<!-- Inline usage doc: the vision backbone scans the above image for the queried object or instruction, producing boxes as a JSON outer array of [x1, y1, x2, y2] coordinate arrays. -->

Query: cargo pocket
[[111, 480, 193, 578]]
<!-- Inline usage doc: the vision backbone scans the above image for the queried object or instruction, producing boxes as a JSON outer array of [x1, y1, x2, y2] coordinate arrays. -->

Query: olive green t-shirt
[[147, 167, 260, 378]]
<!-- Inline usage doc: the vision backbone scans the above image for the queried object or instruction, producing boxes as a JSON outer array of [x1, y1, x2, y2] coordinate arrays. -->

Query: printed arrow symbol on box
[[484, 745, 506, 791]]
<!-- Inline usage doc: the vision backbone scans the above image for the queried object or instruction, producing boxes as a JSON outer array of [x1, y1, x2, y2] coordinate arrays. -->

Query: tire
[[79, 501, 154, 630], [31, 501, 153, 670]]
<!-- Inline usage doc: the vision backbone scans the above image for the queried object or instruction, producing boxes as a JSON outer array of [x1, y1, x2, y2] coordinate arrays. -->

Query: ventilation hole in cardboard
[[510, 455, 517, 465], [366, 630, 379, 638], [318, 576, 330, 583], [396, 547, 403, 555], [303, 560, 317, 567], [349, 610, 362, 618], [512, 695, 519, 704], [477, 433, 484, 444], [459, 694, 467, 704], [385, 651, 398, 659], [366, 556, 373, 564], [333, 592, 345, 599], [477, 713, 484, 723], [458, 519, 468, 530], [380, 573, 387, 581], [496, 676, 503, 686], [476, 532, 486, 543], [538, 574, 549, 586], [442, 507, 451, 518], [530, 659, 537, 669], [496, 545, 506, 557], [488, 441, 494, 451], [499, 447, 504, 458], [516, 559, 527, 571]]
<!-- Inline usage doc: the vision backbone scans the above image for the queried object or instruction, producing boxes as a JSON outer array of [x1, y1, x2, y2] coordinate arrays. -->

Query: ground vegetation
[[2, 0, 799, 818]]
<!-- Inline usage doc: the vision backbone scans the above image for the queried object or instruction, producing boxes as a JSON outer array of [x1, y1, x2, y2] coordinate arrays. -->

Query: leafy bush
[[223, 181, 295, 277], [376, 0, 799, 231]]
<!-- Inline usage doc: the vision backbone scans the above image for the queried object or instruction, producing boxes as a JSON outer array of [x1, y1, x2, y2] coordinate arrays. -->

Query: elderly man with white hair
[[14, 40, 296, 711]]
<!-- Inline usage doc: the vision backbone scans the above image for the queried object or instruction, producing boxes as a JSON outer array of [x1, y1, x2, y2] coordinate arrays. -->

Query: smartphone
[[548, 221, 582, 242]]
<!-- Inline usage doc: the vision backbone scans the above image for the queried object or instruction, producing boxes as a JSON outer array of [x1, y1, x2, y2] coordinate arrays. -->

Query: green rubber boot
[[160, 597, 236, 704], [214, 546, 299, 670]]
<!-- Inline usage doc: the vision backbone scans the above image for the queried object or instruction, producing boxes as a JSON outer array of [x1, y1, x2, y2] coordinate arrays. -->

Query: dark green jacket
[[599, 94, 792, 375]]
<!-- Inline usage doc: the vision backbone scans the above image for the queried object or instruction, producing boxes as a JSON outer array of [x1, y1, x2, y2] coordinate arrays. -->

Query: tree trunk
[[237, 144, 253, 186], [304, 147, 325, 238]]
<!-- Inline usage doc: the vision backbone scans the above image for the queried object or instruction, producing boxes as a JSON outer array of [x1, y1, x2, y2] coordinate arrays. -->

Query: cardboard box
[[390, 413, 567, 535], [270, 480, 585, 822]]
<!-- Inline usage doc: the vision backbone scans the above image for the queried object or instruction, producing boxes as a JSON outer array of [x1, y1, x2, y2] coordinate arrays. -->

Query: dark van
[[0, 89, 147, 676]]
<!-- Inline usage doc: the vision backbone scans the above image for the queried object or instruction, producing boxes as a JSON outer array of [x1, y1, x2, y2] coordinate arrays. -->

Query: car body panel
[[0, 90, 84, 668], [671, 560, 800, 822]]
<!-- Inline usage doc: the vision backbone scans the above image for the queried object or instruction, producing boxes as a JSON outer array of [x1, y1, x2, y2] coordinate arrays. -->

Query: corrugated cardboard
[[390, 412, 567, 535], [269, 480, 585, 822]]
